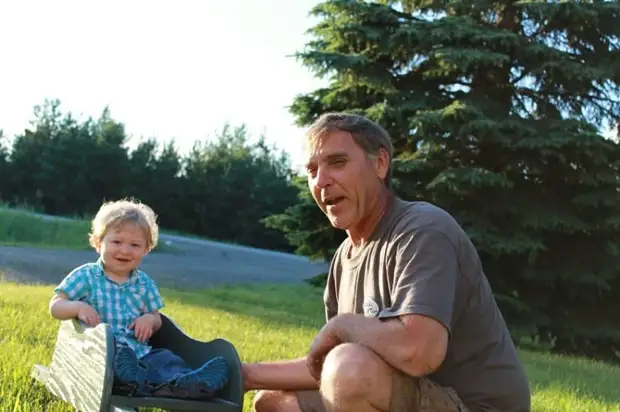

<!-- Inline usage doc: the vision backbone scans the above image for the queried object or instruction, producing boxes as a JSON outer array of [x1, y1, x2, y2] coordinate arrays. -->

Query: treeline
[[0, 99, 300, 253]]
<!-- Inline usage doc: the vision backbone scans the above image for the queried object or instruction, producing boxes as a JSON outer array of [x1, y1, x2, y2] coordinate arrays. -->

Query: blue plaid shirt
[[54, 259, 165, 359]]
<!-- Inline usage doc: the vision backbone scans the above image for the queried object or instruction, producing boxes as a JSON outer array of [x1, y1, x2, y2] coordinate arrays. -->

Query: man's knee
[[321, 343, 376, 392], [252, 389, 302, 412], [320, 343, 392, 406]]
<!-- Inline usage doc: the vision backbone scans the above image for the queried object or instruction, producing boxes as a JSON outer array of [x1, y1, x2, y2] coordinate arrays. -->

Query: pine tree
[[270, 0, 620, 361], [263, 175, 347, 262]]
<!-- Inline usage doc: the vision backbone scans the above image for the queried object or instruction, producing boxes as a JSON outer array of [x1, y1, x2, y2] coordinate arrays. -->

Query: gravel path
[[0, 236, 330, 289]]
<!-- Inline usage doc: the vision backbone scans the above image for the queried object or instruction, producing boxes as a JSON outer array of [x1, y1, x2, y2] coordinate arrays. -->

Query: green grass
[[1, 280, 619, 412], [0, 208, 176, 253]]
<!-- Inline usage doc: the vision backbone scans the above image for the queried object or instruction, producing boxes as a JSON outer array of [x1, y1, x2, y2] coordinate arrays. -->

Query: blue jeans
[[114, 343, 194, 386], [113, 341, 229, 396], [139, 348, 194, 385]]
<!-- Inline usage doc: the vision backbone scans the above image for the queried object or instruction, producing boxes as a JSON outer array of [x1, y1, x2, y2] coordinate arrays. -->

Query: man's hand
[[76, 302, 100, 327], [130, 313, 159, 342], [306, 319, 342, 381]]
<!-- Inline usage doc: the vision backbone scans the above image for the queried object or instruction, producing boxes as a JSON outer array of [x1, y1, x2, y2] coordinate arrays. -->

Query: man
[[242, 113, 531, 412]]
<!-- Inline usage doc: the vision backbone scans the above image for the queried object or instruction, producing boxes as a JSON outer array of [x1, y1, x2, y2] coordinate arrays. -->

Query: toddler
[[49, 199, 228, 397]]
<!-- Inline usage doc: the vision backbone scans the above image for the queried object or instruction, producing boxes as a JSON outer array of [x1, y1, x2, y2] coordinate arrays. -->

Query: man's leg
[[318, 342, 400, 412], [414, 377, 468, 412], [253, 390, 307, 412], [253, 343, 467, 412], [251, 343, 392, 412], [320, 343, 468, 412]]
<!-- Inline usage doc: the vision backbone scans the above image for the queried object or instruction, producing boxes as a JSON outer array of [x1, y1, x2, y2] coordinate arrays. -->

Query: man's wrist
[[241, 362, 259, 390], [331, 313, 357, 342]]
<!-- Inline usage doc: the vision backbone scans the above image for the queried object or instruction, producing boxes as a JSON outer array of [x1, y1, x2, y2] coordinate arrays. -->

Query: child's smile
[[97, 223, 149, 281]]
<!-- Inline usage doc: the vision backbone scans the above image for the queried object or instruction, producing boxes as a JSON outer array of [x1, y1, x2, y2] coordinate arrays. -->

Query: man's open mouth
[[325, 197, 345, 206]]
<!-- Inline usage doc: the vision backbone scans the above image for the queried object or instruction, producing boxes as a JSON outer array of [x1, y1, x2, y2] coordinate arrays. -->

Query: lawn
[[0, 280, 619, 412]]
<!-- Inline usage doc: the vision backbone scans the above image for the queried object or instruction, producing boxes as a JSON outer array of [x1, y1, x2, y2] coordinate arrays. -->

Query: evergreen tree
[[269, 0, 620, 361], [180, 124, 300, 251], [2, 99, 300, 255], [264, 175, 347, 262]]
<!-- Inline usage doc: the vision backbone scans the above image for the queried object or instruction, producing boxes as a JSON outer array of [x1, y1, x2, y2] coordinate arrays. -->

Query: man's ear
[[374, 147, 390, 180]]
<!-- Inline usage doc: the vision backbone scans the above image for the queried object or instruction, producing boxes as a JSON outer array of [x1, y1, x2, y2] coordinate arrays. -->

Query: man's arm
[[243, 357, 319, 391], [329, 312, 448, 377], [328, 226, 458, 377]]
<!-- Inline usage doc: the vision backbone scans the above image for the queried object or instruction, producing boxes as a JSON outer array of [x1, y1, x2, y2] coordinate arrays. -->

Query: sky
[[1, 1, 616, 171], [0, 0, 328, 170]]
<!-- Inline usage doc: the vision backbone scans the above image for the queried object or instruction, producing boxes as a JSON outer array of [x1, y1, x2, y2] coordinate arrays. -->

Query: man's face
[[305, 130, 388, 230]]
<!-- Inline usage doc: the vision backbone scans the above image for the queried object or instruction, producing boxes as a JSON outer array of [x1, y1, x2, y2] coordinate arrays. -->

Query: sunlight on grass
[[0, 280, 619, 412], [522, 350, 620, 412]]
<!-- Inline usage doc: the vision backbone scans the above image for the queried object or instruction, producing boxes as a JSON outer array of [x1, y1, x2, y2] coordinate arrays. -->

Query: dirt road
[[0, 235, 330, 289]]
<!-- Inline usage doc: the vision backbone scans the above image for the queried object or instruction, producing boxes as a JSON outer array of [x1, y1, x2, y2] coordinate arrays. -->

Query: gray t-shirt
[[324, 197, 531, 412]]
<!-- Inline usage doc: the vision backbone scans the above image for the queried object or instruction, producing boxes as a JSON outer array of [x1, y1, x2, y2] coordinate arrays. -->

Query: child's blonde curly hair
[[88, 199, 159, 251]]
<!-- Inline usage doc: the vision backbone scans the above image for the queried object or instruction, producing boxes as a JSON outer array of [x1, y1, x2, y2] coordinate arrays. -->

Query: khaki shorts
[[296, 368, 468, 412]]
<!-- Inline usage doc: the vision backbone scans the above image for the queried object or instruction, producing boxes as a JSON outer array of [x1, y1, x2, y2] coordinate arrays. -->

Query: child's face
[[96, 222, 149, 278]]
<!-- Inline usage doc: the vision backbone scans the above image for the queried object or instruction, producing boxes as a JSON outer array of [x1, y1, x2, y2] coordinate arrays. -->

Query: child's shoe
[[174, 356, 229, 392]]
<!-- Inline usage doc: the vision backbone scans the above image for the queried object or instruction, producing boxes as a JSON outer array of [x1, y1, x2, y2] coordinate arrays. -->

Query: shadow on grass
[[522, 346, 620, 405], [161, 283, 326, 331]]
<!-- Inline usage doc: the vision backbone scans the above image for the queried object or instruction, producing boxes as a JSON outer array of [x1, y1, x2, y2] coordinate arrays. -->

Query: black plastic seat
[[32, 313, 244, 412]]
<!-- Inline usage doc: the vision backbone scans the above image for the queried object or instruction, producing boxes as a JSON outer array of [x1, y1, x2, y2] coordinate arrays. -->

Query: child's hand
[[76, 302, 100, 327], [129, 313, 158, 342]]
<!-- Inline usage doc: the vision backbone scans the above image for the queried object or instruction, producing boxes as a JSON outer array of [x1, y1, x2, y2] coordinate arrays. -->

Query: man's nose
[[315, 166, 332, 189]]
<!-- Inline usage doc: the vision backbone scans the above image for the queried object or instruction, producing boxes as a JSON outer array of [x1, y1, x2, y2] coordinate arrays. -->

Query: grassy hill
[[0, 207, 176, 252]]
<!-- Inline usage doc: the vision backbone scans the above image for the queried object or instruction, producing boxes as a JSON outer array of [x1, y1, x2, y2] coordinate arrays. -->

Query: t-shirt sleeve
[[323, 244, 345, 322], [324, 273, 338, 322], [379, 227, 458, 334], [54, 267, 90, 301]]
